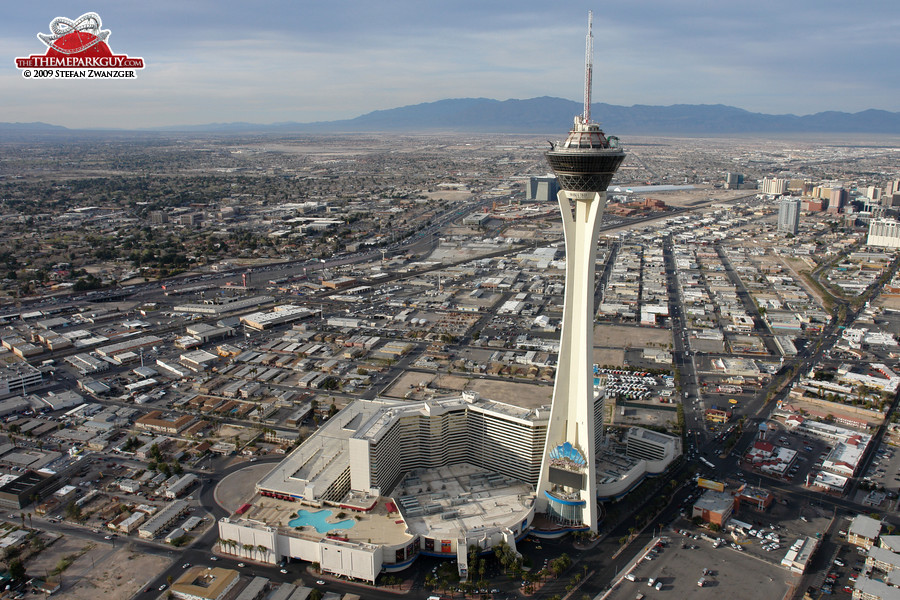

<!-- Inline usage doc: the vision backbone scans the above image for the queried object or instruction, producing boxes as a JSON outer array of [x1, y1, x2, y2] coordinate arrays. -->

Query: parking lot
[[605, 528, 791, 600]]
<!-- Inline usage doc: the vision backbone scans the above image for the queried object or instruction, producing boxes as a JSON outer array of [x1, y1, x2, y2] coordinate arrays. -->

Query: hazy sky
[[3, 0, 898, 128]]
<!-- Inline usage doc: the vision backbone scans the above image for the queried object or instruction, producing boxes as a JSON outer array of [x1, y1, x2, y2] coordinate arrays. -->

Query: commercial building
[[239, 306, 315, 331], [780, 536, 820, 574], [0, 362, 42, 399], [135, 411, 195, 435], [164, 473, 198, 499], [692, 490, 734, 526], [526, 176, 560, 202], [219, 384, 622, 581], [171, 566, 240, 600], [761, 177, 789, 196], [724, 172, 744, 189], [624, 427, 680, 469], [829, 188, 848, 214], [867, 218, 900, 249], [139, 499, 190, 538], [777, 197, 800, 235]]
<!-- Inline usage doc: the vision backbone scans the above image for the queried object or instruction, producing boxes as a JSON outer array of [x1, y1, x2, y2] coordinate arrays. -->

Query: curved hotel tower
[[535, 11, 625, 533]]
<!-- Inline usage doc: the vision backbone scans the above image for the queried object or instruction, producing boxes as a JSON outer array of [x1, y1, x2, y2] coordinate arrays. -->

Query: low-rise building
[[139, 499, 189, 539], [136, 411, 195, 435], [849, 514, 882, 550], [171, 566, 240, 600]]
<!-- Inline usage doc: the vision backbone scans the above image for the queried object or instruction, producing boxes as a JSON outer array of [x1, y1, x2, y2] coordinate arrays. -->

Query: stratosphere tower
[[535, 10, 626, 533]]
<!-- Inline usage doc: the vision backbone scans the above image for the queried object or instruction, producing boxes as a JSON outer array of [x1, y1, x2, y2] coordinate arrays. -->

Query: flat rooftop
[[391, 463, 534, 539]]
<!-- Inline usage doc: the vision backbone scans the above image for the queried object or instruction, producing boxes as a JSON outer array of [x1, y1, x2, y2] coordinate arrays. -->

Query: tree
[[8, 558, 25, 581]]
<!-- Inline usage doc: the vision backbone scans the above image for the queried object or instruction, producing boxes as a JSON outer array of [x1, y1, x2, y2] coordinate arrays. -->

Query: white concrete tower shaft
[[534, 190, 605, 531]]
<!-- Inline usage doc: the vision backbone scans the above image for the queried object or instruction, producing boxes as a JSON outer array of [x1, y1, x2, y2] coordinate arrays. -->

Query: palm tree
[[242, 543, 253, 559], [256, 544, 268, 562]]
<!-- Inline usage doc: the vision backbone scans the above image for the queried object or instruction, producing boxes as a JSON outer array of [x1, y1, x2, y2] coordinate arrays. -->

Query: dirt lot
[[594, 324, 672, 348], [384, 371, 552, 409], [467, 379, 552, 409], [875, 293, 900, 311], [23, 535, 170, 600], [778, 255, 828, 307], [383, 371, 437, 398], [593, 347, 626, 368]]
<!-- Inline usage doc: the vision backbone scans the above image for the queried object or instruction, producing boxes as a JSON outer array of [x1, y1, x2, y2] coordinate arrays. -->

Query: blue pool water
[[288, 509, 356, 533]]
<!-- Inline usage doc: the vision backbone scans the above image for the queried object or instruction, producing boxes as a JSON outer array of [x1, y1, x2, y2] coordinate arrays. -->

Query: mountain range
[[2, 97, 900, 136]]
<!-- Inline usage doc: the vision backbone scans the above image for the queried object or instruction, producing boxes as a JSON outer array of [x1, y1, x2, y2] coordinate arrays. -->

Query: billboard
[[697, 478, 725, 492]]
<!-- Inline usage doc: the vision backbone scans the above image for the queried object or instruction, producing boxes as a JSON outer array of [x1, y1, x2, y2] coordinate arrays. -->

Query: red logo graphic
[[15, 12, 144, 78]]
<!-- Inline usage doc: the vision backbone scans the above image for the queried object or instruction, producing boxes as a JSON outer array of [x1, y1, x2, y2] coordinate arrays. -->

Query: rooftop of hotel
[[256, 398, 391, 498], [595, 447, 643, 485], [230, 493, 412, 547], [391, 463, 534, 539], [257, 394, 548, 502]]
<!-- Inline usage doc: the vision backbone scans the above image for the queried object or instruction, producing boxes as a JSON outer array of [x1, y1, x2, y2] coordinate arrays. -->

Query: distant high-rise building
[[788, 179, 808, 193], [724, 172, 744, 189], [778, 197, 800, 235], [867, 218, 900, 249], [829, 188, 848, 214], [150, 210, 168, 224], [526, 175, 560, 202], [536, 11, 625, 534], [812, 185, 833, 199], [866, 186, 882, 202], [890, 193, 900, 209], [887, 180, 900, 196], [760, 177, 789, 196]]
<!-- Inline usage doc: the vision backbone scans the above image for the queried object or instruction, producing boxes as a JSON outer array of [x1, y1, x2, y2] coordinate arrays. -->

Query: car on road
[[182, 563, 191, 569], [210, 556, 218, 561], [280, 569, 288, 574], [237, 563, 245, 568], [316, 580, 326, 585], [158, 584, 167, 591]]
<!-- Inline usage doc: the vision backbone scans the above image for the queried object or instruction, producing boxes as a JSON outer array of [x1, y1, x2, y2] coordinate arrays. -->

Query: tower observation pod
[[535, 10, 625, 534]]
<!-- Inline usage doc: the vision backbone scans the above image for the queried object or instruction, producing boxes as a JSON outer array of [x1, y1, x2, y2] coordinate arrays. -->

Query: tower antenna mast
[[583, 10, 593, 125]]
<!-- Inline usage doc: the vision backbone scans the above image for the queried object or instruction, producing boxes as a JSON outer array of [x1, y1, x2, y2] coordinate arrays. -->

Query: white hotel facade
[[217, 392, 678, 581]]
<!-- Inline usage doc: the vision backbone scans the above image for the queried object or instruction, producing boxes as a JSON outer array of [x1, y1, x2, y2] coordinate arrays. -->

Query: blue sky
[[3, 0, 898, 128]]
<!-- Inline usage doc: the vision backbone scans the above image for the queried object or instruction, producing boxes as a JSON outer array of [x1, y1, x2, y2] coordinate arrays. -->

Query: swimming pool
[[288, 509, 356, 534]]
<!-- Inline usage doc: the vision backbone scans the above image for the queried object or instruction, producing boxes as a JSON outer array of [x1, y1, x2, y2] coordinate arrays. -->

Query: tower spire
[[583, 10, 593, 125]]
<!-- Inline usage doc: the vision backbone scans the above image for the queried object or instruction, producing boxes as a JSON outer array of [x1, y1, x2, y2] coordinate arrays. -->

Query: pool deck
[[237, 494, 414, 547], [289, 508, 357, 534]]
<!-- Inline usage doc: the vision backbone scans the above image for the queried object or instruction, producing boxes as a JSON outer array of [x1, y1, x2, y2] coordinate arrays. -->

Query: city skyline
[[3, 0, 899, 129]]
